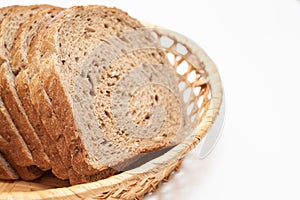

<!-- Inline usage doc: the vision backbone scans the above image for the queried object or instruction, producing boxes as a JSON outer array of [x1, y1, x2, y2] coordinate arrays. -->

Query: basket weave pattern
[[0, 27, 223, 200]]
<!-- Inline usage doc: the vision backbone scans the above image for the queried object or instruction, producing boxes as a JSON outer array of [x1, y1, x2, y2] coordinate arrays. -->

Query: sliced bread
[[12, 7, 69, 180], [0, 5, 35, 168], [0, 5, 56, 171], [29, 5, 182, 176]]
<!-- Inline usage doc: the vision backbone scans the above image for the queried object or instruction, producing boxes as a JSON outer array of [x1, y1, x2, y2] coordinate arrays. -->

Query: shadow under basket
[[0, 25, 223, 199]]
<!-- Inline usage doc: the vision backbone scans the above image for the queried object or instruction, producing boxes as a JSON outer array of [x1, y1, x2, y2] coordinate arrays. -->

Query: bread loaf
[[30, 5, 182, 176], [0, 5, 35, 168], [0, 5, 183, 184], [0, 5, 56, 171]]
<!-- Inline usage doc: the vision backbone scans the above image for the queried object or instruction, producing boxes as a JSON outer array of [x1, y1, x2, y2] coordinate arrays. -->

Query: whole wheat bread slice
[[0, 151, 19, 180], [0, 5, 56, 171], [12, 7, 69, 180], [29, 5, 182, 177]]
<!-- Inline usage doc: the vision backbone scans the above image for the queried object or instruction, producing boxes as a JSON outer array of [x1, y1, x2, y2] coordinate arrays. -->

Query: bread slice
[[12, 7, 69, 180], [29, 5, 182, 176], [0, 152, 19, 180], [0, 5, 56, 171]]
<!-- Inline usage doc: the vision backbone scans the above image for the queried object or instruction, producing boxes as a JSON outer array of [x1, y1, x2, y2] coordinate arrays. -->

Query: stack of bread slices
[[0, 4, 183, 185]]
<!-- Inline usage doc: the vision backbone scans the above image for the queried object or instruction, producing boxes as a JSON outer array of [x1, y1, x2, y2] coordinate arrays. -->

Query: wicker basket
[[0, 25, 223, 200]]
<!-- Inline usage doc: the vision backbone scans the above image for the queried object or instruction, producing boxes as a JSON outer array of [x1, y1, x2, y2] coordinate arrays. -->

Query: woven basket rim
[[0, 24, 223, 200]]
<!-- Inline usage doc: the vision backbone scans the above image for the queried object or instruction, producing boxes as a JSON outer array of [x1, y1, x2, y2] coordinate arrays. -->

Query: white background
[[1, 0, 300, 199]]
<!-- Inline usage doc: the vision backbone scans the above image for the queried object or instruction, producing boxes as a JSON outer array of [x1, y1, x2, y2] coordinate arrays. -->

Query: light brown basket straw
[[0, 25, 223, 200]]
